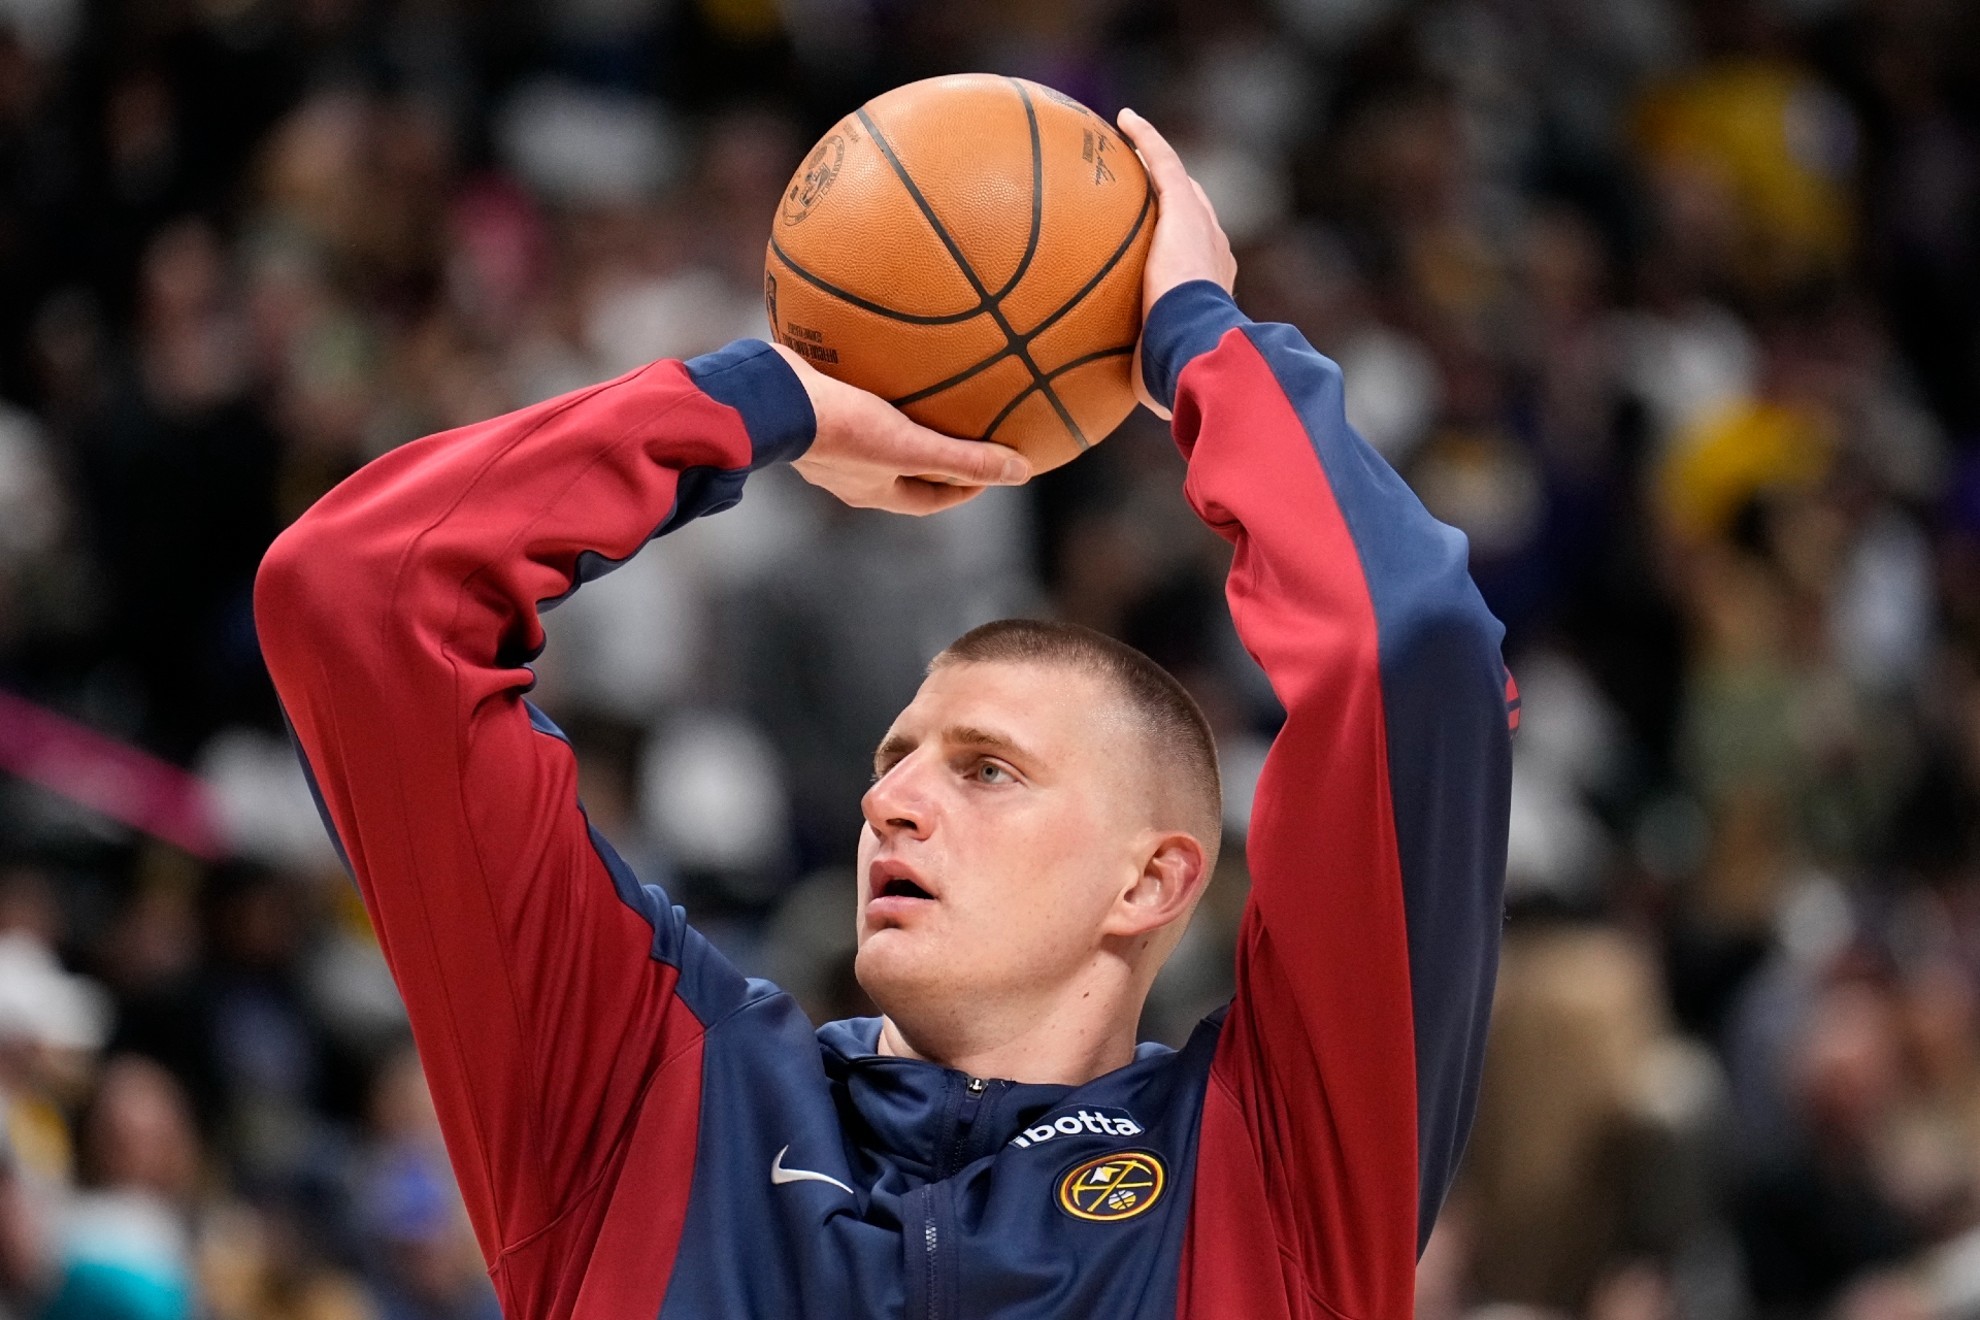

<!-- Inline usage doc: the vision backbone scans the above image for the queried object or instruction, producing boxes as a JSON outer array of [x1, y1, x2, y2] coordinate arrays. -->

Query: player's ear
[[1104, 832, 1208, 939]]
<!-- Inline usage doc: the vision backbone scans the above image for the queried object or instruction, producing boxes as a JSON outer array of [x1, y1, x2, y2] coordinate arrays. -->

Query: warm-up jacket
[[255, 280, 1515, 1320]]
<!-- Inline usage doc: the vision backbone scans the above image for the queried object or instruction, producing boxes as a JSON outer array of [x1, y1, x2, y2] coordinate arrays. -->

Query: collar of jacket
[[816, 1017, 1074, 1183]]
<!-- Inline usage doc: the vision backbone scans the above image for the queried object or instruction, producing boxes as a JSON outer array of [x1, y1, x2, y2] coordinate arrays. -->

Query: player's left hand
[[1115, 109, 1237, 422], [775, 344, 1031, 515]]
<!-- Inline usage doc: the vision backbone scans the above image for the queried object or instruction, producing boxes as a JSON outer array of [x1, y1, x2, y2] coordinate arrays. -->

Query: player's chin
[[853, 930, 946, 1004]]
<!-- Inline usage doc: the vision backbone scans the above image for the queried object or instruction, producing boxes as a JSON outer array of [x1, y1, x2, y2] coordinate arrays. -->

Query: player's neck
[[873, 971, 1144, 1086]]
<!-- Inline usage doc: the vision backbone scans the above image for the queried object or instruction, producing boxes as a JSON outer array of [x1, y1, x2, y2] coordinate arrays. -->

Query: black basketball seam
[[854, 105, 1087, 450], [769, 237, 986, 325], [778, 101, 1155, 445], [888, 350, 1016, 407], [781, 176, 1146, 361], [994, 78, 1046, 301], [884, 180, 1152, 410], [980, 343, 1135, 446], [1015, 177, 1153, 354]]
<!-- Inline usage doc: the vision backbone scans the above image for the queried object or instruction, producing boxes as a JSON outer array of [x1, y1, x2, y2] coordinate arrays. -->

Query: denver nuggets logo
[[1055, 1151, 1166, 1223]]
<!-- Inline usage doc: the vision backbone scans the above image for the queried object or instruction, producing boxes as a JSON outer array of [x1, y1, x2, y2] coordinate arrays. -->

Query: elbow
[[1385, 539, 1507, 706], [253, 511, 399, 666], [256, 519, 335, 637], [1393, 590, 1504, 684], [254, 523, 330, 704], [1426, 589, 1505, 669], [254, 522, 315, 646]]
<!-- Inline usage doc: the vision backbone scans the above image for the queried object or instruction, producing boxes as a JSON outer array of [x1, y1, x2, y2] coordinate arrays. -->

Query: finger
[[892, 479, 986, 516], [889, 423, 1031, 487], [1116, 109, 1192, 198]]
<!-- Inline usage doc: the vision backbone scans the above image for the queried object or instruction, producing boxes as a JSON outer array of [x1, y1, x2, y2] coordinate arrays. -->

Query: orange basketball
[[764, 74, 1154, 473]]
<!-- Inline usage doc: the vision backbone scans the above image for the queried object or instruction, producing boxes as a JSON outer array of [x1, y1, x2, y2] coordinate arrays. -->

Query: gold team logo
[[1055, 1151, 1167, 1223]]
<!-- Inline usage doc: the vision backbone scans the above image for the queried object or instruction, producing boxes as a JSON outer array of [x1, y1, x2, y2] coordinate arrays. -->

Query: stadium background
[[1, 0, 1978, 1315]]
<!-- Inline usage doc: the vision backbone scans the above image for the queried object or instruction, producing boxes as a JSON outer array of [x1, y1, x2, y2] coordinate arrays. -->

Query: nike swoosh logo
[[771, 1145, 855, 1196]]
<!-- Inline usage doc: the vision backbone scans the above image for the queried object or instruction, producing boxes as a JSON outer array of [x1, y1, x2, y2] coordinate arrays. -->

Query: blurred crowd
[[1, 0, 1979, 1315]]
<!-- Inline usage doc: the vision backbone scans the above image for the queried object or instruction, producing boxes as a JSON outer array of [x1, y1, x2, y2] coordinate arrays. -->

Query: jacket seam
[[486, 1018, 711, 1268], [1208, 1051, 1373, 1320], [484, 987, 781, 1265], [448, 386, 708, 1236], [385, 363, 703, 1249]]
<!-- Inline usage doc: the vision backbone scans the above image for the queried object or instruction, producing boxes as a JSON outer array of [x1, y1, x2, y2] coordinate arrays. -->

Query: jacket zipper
[[919, 1075, 988, 1319], [943, 1075, 991, 1178], [920, 1216, 940, 1320]]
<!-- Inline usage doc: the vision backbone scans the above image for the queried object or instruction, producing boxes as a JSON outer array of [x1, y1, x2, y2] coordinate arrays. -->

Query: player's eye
[[973, 760, 1012, 784]]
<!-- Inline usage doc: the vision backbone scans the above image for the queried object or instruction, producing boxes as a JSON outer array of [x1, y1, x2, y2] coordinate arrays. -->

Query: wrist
[[1139, 282, 1249, 415], [685, 339, 818, 467]]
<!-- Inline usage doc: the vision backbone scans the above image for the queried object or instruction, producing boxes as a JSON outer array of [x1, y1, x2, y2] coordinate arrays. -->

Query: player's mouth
[[866, 861, 938, 923]]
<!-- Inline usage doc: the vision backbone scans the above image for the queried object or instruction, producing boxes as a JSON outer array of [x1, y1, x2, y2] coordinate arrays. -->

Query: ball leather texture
[[765, 74, 1154, 474]]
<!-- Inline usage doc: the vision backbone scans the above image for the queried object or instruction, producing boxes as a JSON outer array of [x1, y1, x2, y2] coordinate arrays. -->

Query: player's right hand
[[1115, 109, 1238, 422], [774, 344, 1031, 515]]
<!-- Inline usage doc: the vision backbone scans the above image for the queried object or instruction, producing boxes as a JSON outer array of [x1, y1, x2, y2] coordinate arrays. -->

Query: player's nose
[[861, 762, 933, 840]]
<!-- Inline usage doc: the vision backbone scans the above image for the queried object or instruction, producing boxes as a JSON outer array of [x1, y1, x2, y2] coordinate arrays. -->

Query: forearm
[[1147, 281, 1504, 700], [257, 343, 812, 691]]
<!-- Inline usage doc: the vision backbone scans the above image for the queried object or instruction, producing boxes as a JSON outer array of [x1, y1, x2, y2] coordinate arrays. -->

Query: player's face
[[854, 660, 1150, 1027]]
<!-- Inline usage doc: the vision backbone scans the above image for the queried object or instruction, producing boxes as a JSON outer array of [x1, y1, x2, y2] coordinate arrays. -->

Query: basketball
[[764, 74, 1154, 474]]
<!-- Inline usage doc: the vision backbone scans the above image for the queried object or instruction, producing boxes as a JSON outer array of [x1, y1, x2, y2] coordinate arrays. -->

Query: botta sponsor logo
[[1008, 1108, 1145, 1149]]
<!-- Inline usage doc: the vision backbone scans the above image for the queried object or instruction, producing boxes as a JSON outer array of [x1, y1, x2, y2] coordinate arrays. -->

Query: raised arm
[[1119, 115, 1512, 1320], [254, 341, 1023, 1317]]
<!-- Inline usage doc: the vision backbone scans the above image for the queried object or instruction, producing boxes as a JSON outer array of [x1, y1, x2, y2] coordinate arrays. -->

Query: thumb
[[891, 421, 1031, 486]]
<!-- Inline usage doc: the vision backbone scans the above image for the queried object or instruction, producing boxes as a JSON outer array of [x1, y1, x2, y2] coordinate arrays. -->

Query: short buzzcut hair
[[931, 619, 1223, 863]]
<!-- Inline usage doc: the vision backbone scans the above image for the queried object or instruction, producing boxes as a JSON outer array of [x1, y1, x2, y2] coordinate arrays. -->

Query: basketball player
[[256, 111, 1512, 1319]]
